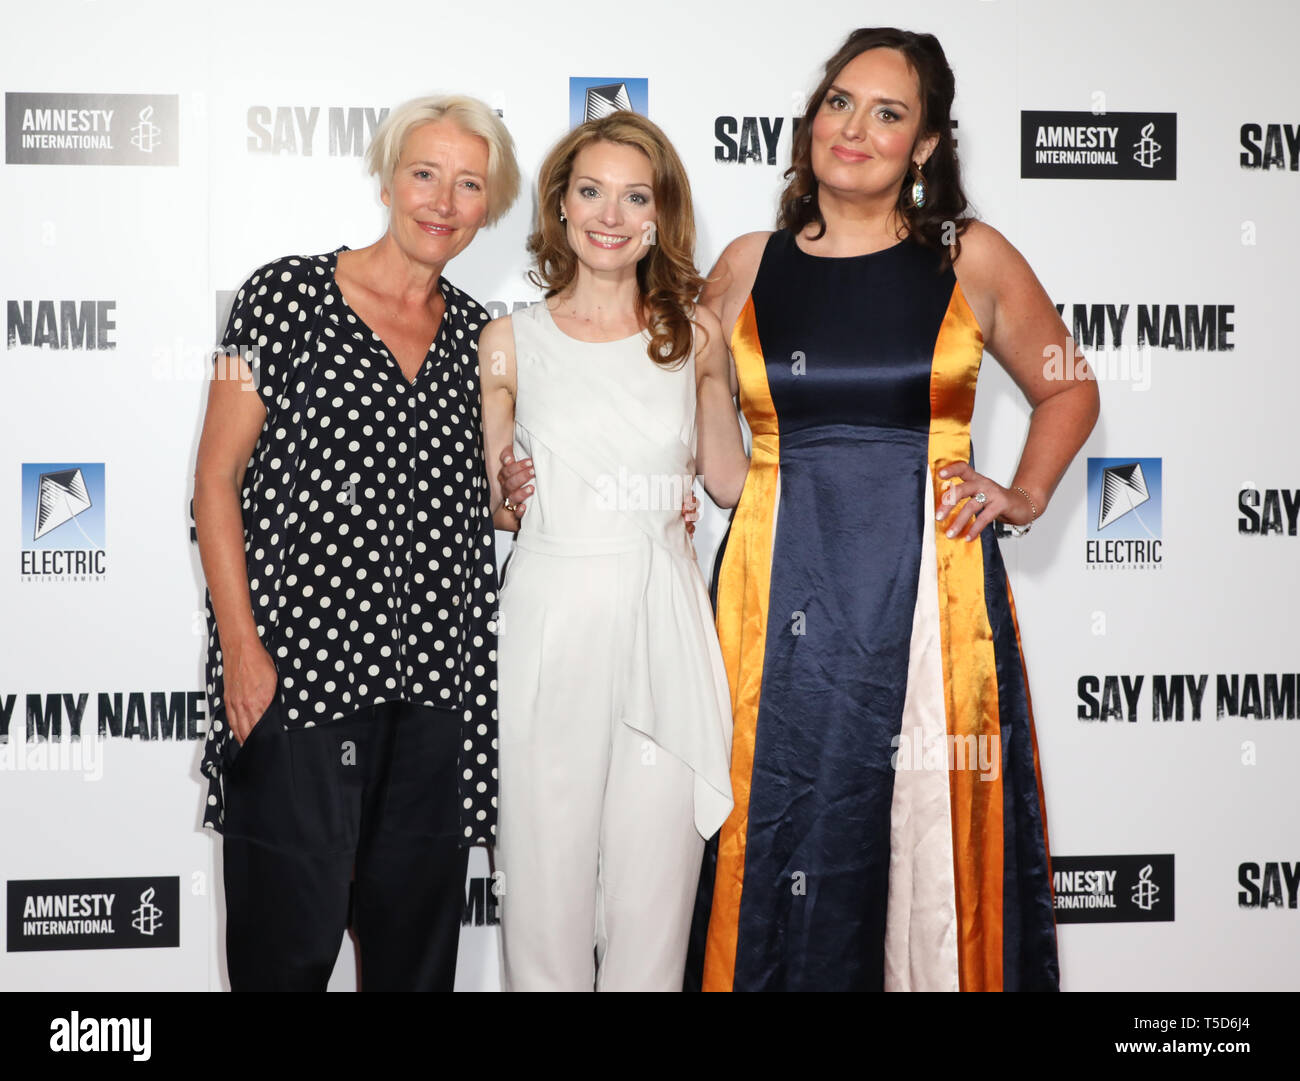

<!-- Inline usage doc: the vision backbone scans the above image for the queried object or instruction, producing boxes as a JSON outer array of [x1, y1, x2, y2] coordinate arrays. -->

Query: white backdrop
[[1, 0, 1297, 991]]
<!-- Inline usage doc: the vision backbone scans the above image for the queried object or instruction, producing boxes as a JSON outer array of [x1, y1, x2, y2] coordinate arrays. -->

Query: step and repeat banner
[[1, 0, 1296, 991]]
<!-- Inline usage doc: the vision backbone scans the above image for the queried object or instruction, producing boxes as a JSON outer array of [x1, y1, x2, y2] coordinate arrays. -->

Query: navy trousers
[[221, 698, 468, 991]]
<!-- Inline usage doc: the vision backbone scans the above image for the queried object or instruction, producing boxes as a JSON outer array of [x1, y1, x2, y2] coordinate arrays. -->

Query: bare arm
[[690, 231, 772, 507], [193, 354, 278, 742], [478, 317, 524, 533], [699, 231, 772, 397], [694, 304, 749, 508], [944, 221, 1101, 538]]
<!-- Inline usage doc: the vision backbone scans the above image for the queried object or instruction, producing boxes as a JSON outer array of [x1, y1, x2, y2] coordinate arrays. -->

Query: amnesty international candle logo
[[20, 463, 106, 581], [7, 877, 180, 951], [569, 78, 648, 129], [131, 888, 163, 935], [1132, 122, 1162, 169], [129, 105, 160, 153], [5, 92, 179, 166], [1132, 864, 1160, 911]]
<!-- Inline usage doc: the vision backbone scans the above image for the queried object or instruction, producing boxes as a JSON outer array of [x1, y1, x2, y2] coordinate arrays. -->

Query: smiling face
[[560, 140, 657, 277], [809, 46, 938, 202], [383, 119, 490, 268]]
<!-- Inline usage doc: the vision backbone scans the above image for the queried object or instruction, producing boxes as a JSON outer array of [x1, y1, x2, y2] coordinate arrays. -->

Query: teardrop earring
[[558, 207, 567, 222], [906, 162, 927, 209]]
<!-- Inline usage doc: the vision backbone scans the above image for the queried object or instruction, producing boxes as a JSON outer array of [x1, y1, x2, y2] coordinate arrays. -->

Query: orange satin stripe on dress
[[1005, 577, 1058, 915], [927, 281, 1005, 992], [701, 296, 781, 992]]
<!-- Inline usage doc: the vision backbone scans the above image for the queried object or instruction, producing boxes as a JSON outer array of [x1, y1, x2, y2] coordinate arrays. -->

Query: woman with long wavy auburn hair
[[478, 112, 736, 991], [676, 27, 1097, 991]]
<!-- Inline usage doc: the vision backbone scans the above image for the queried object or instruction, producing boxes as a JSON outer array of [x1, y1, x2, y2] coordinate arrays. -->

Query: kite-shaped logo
[[1087, 457, 1162, 541], [21, 462, 106, 551], [34, 468, 93, 541], [569, 77, 648, 129], [1098, 462, 1151, 532], [584, 82, 632, 121]]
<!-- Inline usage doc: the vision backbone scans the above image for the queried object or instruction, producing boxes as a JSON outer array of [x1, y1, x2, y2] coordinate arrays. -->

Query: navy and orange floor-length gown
[[686, 230, 1060, 992]]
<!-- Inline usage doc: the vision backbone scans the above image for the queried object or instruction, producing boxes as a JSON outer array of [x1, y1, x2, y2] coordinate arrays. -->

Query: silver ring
[[973, 491, 987, 504]]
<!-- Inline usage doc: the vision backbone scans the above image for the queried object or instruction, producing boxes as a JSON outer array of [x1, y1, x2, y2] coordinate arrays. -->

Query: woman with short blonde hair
[[366, 95, 519, 226], [196, 93, 518, 991]]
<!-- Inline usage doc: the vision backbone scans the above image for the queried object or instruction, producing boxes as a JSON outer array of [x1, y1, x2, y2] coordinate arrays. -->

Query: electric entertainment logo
[[1086, 457, 1163, 569], [569, 78, 648, 128], [20, 463, 106, 581]]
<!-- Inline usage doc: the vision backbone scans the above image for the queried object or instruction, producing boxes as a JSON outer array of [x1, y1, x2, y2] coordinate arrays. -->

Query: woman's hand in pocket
[[224, 636, 278, 744]]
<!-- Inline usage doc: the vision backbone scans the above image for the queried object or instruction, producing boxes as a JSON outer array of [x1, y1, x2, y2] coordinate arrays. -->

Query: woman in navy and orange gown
[[679, 28, 1097, 991]]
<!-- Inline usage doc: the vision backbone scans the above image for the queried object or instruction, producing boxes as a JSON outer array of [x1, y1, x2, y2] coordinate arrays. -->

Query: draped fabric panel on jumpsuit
[[496, 302, 734, 990]]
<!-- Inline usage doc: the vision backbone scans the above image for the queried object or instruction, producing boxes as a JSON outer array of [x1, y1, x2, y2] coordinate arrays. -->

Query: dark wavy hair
[[779, 27, 972, 265], [527, 112, 703, 369]]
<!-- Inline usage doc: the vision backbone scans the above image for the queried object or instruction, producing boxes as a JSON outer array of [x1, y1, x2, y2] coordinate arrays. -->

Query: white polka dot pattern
[[199, 249, 499, 845]]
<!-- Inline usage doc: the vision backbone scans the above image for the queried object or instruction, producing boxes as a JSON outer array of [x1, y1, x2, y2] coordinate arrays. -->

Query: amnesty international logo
[[5, 92, 178, 166], [1020, 110, 1176, 180], [7, 876, 180, 951], [1052, 854, 1175, 924], [1131, 864, 1161, 911], [1133, 122, 1162, 170], [569, 77, 648, 129], [131, 888, 163, 936], [129, 106, 161, 153]]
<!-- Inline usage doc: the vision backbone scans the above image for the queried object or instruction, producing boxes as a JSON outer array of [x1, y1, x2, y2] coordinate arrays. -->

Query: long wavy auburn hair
[[528, 112, 703, 368]]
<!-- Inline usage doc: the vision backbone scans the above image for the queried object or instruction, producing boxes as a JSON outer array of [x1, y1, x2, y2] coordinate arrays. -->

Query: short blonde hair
[[366, 95, 520, 227]]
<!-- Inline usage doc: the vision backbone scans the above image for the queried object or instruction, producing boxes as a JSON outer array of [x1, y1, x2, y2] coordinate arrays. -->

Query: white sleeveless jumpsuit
[[496, 301, 734, 991]]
